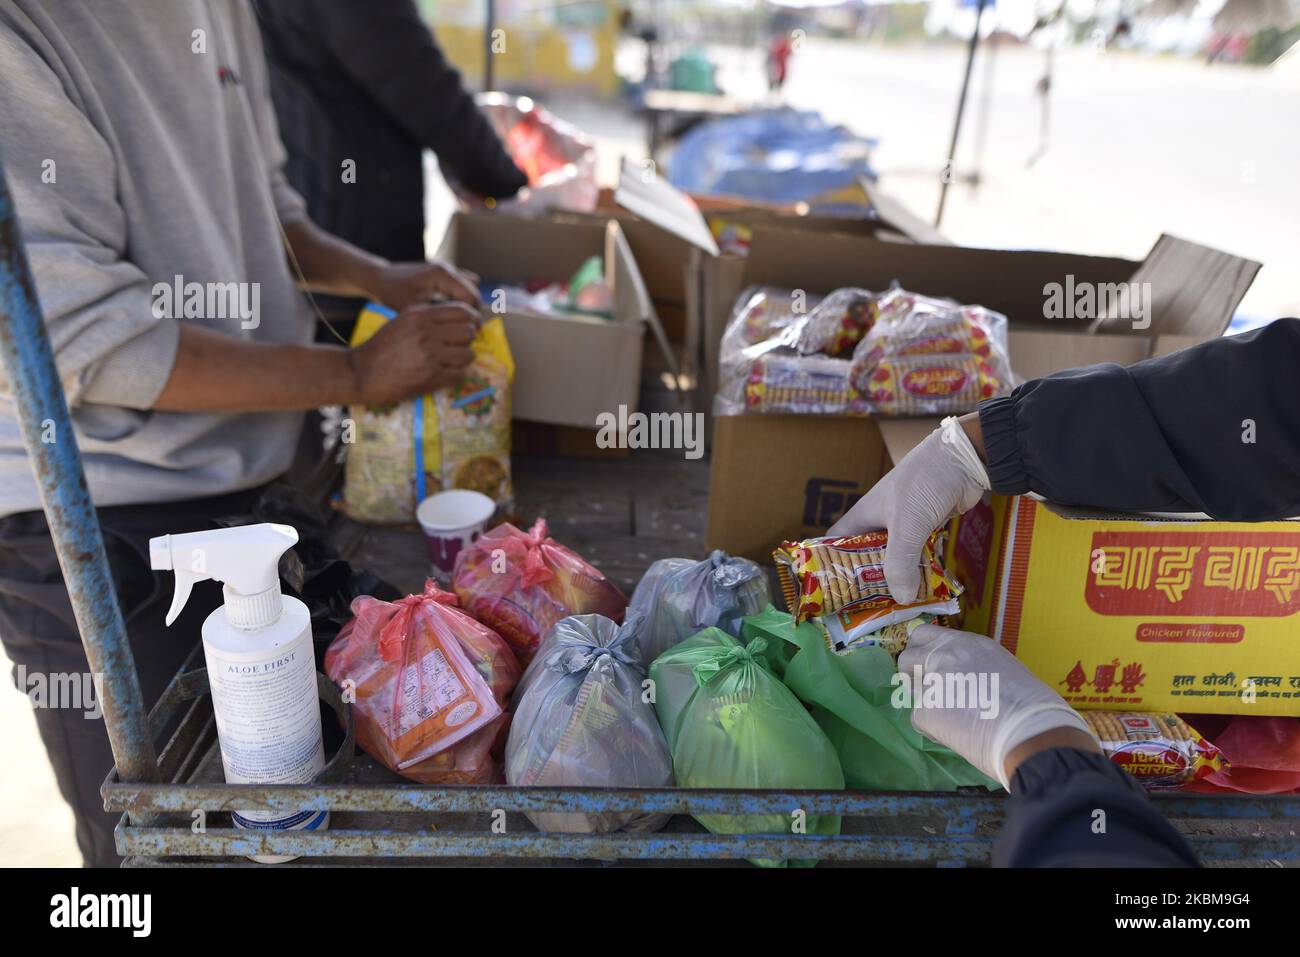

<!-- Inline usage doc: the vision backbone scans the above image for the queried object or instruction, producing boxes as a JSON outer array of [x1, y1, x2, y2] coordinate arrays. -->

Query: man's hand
[[828, 415, 988, 603], [362, 259, 480, 310], [346, 302, 478, 406], [898, 624, 1098, 789]]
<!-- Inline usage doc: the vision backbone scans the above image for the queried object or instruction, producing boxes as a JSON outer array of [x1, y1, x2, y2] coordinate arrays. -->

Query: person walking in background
[[767, 29, 792, 93]]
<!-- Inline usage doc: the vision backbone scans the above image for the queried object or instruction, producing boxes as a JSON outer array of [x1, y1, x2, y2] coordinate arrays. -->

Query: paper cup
[[416, 490, 497, 578]]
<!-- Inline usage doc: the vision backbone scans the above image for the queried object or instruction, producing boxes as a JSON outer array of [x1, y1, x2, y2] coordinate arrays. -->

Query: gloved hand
[[828, 417, 988, 603], [898, 624, 1096, 789]]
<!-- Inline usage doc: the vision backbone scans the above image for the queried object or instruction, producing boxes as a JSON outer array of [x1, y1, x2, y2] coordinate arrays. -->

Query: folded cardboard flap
[[1092, 234, 1261, 339], [743, 227, 1140, 325], [614, 158, 720, 256]]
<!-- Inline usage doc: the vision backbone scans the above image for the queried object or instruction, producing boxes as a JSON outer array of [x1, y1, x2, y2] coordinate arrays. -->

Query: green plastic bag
[[649, 627, 844, 867], [742, 607, 999, 792]]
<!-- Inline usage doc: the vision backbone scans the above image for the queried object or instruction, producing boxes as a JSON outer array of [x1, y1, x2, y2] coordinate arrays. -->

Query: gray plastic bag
[[628, 551, 772, 664], [505, 613, 673, 833]]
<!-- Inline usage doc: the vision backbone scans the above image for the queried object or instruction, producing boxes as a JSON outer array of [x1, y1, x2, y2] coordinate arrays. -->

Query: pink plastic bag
[[452, 518, 627, 663], [1182, 715, 1300, 794], [325, 581, 520, 784]]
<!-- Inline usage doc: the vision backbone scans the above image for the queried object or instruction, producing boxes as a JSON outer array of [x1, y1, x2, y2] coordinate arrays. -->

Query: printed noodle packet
[[1082, 712, 1227, 789], [325, 581, 520, 784], [774, 531, 962, 628]]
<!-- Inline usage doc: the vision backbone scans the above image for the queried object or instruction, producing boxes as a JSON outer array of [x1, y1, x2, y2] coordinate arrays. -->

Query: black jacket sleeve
[[304, 0, 526, 200], [980, 317, 1300, 520], [994, 747, 1199, 867]]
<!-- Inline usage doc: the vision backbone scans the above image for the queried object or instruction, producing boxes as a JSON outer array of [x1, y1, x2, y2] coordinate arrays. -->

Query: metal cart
[[3, 163, 1298, 867]]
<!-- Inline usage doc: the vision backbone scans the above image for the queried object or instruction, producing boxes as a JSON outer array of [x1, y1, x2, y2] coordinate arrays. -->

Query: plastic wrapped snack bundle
[[792, 287, 878, 357], [505, 613, 673, 833], [774, 531, 962, 628], [324, 581, 520, 784], [732, 285, 823, 345], [847, 286, 1013, 416], [742, 353, 871, 416], [650, 628, 844, 867], [452, 518, 628, 664], [1082, 712, 1227, 789], [628, 552, 772, 663]]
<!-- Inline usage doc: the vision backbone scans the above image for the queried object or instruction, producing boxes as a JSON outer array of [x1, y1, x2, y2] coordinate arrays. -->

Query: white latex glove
[[828, 417, 989, 604], [898, 624, 1096, 789]]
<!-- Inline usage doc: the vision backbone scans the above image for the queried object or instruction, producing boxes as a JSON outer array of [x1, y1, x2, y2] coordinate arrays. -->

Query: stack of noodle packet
[[773, 531, 962, 657]]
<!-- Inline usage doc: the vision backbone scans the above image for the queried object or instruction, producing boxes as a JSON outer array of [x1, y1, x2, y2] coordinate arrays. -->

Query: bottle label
[[205, 631, 326, 826]]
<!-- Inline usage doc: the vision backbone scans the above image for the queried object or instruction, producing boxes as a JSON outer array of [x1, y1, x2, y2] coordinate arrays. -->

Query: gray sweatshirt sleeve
[[232, 0, 307, 227], [0, 21, 179, 410]]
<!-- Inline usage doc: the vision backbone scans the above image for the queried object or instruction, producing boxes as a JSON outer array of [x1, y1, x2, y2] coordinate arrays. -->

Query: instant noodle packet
[[1082, 711, 1227, 789], [774, 531, 962, 627]]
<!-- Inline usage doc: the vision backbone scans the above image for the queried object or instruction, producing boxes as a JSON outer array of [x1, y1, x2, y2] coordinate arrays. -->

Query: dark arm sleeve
[[979, 317, 1300, 520], [309, 0, 526, 199], [994, 747, 1199, 868]]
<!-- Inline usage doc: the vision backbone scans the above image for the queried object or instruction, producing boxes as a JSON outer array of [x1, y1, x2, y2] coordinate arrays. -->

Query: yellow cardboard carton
[[948, 495, 1300, 716]]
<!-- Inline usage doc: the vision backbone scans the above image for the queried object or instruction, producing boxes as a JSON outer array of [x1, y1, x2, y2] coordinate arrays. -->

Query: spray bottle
[[149, 523, 327, 863]]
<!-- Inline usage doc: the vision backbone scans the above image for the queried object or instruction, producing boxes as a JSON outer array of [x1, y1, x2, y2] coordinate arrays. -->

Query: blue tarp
[[668, 108, 877, 209]]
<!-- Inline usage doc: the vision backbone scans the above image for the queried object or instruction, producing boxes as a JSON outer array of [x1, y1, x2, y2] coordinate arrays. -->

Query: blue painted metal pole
[[0, 162, 159, 784]]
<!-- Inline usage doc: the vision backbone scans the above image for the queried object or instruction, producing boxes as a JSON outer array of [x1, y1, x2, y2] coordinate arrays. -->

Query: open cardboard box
[[706, 225, 1287, 715], [707, 224, 1262, 561], [551, 165, 944, 422], [438, 211, 659, 433], [946, 495, 1300, 716]]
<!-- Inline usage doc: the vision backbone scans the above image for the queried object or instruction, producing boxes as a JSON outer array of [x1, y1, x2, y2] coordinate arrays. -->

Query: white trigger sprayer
[[149, 523, 328, 863]]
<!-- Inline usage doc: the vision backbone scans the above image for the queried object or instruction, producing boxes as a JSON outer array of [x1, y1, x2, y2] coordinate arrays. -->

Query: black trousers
[[0, 487, 266, 867]]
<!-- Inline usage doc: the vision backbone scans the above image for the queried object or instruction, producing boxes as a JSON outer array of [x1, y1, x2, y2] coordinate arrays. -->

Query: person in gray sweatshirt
[[0, 0, 484, 865]]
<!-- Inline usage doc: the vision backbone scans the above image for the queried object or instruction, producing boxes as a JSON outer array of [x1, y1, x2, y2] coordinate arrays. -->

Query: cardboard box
[[947, 495, 1300, 716], [706, 226, 1261, 563], [438, 212, 654, 431], [555, 167, 942, 428], [707, 414, 890, 561]]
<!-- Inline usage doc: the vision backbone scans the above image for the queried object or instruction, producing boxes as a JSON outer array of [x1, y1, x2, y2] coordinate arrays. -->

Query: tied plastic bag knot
[[421, 580, 461, 606], [376, 581, 460, 662], [543, 612, 644, 675], [693, 637, 767, 687], [498, 519, 558, 588]]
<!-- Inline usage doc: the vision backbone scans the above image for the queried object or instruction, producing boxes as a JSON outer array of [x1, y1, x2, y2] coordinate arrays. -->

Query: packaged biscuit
[[852, 352, 1003, 416], [732, 285, 823, 345], [793, 288, 878, 358], [743, 354, 871, 416], [774, 531, 962, 626], [1082, 712, 1227, 789], [847, 286, 1013, 416]]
